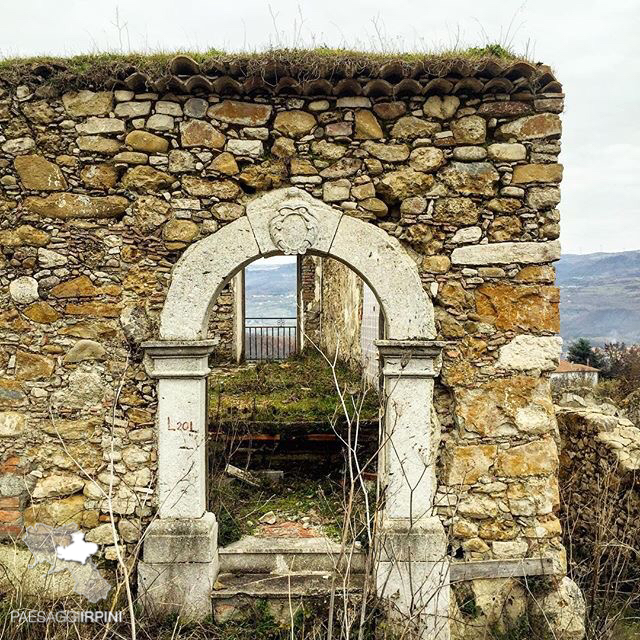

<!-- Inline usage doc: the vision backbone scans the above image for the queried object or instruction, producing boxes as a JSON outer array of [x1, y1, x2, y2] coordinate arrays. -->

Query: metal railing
[[245, 318, 297, 361]]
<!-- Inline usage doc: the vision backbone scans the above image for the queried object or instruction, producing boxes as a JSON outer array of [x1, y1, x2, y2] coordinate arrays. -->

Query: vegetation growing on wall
[[0, 45, 530, 91], [209, 350, 379, 425]]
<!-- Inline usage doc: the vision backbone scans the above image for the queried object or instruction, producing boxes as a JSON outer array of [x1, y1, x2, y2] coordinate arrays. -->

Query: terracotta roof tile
[[554, 359, 600, 373], [1, 54, 562, 98]]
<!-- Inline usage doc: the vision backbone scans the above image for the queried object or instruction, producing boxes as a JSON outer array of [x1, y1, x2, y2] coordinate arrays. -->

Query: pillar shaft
[[377, 340, 443, 529], [140, 340, 218, 621], [144, 340, 214, 519]]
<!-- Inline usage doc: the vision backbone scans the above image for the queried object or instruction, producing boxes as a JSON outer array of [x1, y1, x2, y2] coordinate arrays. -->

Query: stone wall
[[0, 64, 570, 625], [207, 281, 235, 362], [300, 255, 321, 346]]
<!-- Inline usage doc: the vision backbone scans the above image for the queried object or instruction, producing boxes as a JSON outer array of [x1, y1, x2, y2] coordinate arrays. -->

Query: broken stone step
[[219, 535, 366, 574], [212, 571, 365, 624]]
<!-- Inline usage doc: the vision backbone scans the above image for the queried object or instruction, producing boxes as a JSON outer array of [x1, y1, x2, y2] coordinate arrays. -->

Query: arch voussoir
[[159, 186, 434, 341]]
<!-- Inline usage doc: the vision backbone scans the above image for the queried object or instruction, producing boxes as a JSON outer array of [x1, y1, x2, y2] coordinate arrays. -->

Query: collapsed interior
[[206, 255, 383, 561]]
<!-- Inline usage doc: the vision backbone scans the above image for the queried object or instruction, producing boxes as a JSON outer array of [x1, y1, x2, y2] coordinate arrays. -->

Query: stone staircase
[[212, 535, 367, 622]]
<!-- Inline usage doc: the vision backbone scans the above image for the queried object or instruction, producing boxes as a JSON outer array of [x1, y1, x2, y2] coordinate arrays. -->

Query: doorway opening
[[146, 188, 447, 633], [208, 254, 383, 550]]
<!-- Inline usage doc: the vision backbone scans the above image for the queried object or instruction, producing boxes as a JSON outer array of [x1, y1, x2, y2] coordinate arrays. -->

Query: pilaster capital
[[376, 339, 448, 378], [142, 340, 216, 379]]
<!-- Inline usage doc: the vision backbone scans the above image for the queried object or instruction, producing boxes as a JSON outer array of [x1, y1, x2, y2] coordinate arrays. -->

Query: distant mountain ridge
[[556, 250, 640, 346], [242, 252, 640, 346], [245, 262, 297, 319]]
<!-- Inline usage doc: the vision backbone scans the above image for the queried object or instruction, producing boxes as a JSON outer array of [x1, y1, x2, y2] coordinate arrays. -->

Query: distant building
[[551, 359, 600, 389]]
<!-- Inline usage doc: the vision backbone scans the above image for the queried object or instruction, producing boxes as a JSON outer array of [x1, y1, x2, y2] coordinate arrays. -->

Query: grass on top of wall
[[0, 44, 530, 90]]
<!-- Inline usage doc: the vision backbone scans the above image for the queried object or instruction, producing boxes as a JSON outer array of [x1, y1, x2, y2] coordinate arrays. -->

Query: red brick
[[0, 509, 21, 523], [0, 523, 23, 537], [0, 456, 20, 473]]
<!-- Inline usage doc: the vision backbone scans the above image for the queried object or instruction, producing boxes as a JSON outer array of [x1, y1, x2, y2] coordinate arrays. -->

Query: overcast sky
[[1, 0, 639, 254]]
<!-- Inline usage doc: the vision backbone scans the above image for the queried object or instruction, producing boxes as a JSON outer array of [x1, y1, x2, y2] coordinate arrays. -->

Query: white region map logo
[[22, 523, 111, 603]]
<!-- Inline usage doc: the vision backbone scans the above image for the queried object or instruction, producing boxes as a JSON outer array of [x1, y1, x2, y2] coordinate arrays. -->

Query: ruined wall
[[300, 255, 365, 367], [0, 61, 566, 593], [318, 258, 364, 368], [300, 255, 321, 346], [207, 280, 235, 362], [556, 393, 640, 578]]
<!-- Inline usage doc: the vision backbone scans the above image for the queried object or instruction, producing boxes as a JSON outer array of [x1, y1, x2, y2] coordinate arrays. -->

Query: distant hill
[[556, 250, 640, 346]]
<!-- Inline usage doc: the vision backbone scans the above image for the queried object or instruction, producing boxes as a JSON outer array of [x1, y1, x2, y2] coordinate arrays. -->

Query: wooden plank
[[450, 557, 556, 582]]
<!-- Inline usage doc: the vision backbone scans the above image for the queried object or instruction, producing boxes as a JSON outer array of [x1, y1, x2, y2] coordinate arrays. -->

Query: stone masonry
[[0, 54, 574, 636]]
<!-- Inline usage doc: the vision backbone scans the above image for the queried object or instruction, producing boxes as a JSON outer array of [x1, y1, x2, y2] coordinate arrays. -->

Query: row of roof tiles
[[18, 55, 562, 97]]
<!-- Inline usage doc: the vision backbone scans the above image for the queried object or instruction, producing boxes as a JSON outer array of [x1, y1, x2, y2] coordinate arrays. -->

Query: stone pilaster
[[143, 340, 214, 519], [375, 339, 450, 640], [138, 513, 219, 621], [139, 340, 218, 621]]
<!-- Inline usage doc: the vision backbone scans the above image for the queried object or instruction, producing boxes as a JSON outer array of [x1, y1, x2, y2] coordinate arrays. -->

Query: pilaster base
[[138, 513, 219, 622], [377, 560, 450, 640], [376, 516, 450, 639]]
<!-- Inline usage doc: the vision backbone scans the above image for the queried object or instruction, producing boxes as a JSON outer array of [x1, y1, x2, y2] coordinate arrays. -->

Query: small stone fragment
[[226, 139, 264, 157], [77, 136, 121, 154], [439, 162, 499, 196], [15, 350, 55, 380], [125, 131, 169, 153], [363, 141, 409, 162], [168, 150, 196, 173], [211, 202, 245, 221], [274, 110, 316, 137], [184, 98, 209, 118], [0, 225, 50, 247], [122, 166, 173, 192], [376, 168, 435, 202], [409, 147, 445, 172], [131, 195, 170, 232], [496, 113, 562, 141], [451, 115, 487, 144], [271, 137, 296, 159], [63, 91, 113, 116], [146, 114, 174, 131], [207, 101, 272, 126], [23, 302, 60, 324], [209, 152, 239, 175], [180, 120, 225, 149], [511, 163, 563, 184], [488, 143, 527, 162], [373, 102, 406, 120], [76, 117, 125, 135], [323, 179, 351, 202], [423, 95, 460, 119], [354, 110, 383, 139], [259, 511, 277, 525], [391, 116, 441, 140], [81, 163, 118, 189], [64, 340, 107, 363], [163, 219, 199, 244], [360, 197, 388, 217]]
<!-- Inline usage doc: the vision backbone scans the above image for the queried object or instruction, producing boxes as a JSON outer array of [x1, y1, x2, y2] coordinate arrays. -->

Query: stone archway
[[140, 187, 450, 637]]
